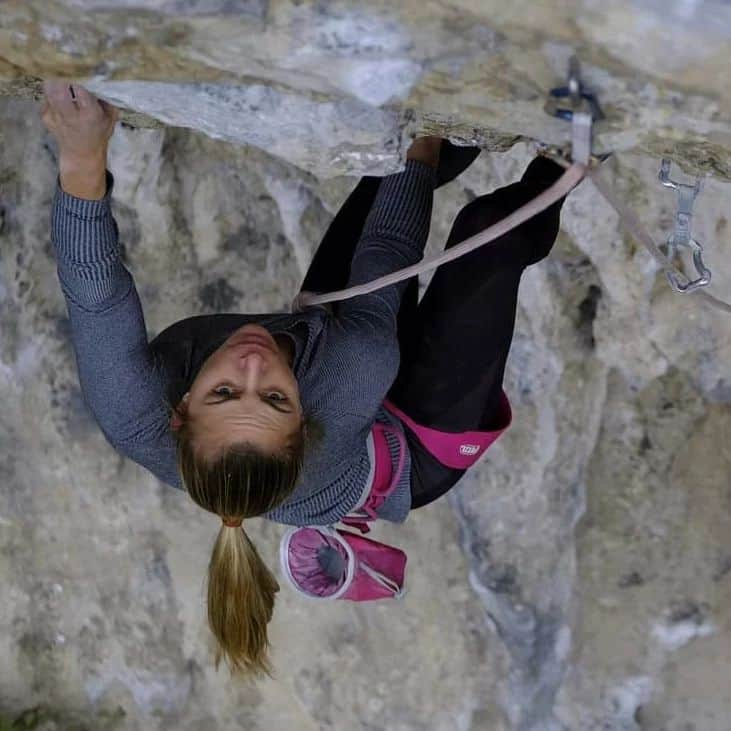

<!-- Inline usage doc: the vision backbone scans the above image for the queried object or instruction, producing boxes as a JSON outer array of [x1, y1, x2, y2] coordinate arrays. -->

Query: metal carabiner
[[665, 239, 711, 293], [658, 159, 711, 293]]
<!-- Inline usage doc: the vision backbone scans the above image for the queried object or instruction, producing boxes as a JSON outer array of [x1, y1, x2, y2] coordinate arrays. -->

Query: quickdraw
[[658, 158, 711, 293], [292, 56, 730, 316]]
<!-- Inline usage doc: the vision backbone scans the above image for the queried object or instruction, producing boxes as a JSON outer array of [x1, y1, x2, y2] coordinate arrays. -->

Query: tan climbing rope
[[292, 154, 730, 316], [550, 152, 731, 315], [293, 56, 730, 316], [292, 162, 587, 312]]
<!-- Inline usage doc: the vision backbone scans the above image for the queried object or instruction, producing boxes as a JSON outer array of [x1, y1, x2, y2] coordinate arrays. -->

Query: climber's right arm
[[339, 141, 439, 331], [50, 167, 176, 479], [42, 81, 180, 485]]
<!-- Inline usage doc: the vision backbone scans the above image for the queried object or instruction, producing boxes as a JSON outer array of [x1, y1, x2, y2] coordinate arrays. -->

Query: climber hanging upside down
[[41, 80, 568, 680]]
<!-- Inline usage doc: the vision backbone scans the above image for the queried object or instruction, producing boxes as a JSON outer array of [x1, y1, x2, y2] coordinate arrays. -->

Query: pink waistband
[[340, 393, 512, 532], [382, 391, 512, 470]]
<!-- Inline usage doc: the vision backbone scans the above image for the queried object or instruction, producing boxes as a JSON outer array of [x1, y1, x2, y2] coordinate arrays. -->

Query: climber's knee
[[447, 179, 563, 267], [449, 188, 517, 244]]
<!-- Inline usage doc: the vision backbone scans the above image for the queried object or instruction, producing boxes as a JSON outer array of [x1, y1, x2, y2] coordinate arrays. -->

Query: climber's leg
[[387, 155, 566, 509]]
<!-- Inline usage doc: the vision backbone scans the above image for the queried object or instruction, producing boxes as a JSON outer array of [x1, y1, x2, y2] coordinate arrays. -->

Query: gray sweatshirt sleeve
[[50, 171, 180, 487], [341, 159, 436, 324], [329, 159, 437, 408]]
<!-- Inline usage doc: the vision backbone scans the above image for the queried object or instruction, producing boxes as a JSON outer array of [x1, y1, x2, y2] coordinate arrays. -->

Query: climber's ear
[[170, 392, 190, 432]]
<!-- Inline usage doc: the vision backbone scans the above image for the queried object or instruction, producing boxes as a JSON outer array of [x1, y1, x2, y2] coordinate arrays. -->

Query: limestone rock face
[[1, 0, 731, 179], [1, 2, 730, 731]]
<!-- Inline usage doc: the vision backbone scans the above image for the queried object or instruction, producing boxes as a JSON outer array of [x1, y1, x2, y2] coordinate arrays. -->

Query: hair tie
[[222, 516, 243, 528]]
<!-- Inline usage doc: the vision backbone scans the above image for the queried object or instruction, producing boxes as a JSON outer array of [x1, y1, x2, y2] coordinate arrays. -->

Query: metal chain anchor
[[658, 159, 711, 293]]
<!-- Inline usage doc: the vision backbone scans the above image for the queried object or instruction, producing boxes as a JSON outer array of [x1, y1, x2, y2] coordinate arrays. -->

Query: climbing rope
[[292, 155, 730, 315], [581, 162, 731, 315], [292, 161, 586, 312], [293, 56, 730, 316]]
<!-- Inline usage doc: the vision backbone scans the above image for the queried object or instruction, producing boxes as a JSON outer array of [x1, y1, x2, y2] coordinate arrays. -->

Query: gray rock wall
[[1, 2, 730, 730], [1, 0, 730, 179]]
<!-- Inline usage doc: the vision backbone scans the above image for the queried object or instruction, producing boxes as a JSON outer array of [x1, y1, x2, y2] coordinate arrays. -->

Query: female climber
[[41, 80, 566, 680]]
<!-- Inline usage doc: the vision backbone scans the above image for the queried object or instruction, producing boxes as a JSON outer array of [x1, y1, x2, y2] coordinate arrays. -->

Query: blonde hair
[[170, 399, 319, 680]]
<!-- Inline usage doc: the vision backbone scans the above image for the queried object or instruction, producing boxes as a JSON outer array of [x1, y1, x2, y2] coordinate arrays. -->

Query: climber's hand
[[406, 136, 442, 170], [41, 80, 119, 162]]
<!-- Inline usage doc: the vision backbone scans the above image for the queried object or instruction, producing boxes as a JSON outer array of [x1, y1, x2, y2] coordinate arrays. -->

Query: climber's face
[[171, 324, 303, 458]]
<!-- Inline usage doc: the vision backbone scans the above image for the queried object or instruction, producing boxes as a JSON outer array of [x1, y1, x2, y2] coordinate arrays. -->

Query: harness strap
[[341, 421, 406, 534]]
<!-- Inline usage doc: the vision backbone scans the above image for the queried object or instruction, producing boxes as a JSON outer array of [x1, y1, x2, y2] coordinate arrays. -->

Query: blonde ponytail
[[207, 523, 281, 679], [170, 399, 321, 680]]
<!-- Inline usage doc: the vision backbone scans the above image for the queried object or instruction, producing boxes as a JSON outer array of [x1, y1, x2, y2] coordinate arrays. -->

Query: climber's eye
[[208, 386, 293, 413]]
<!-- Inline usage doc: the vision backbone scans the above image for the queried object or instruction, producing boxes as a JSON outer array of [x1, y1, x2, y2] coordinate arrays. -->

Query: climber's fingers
[[40, 79, 118, 158], [69, 83, 95, 110], [40, 95, 59, 137], [70, 85, 118, 122], [40, 98, 51, 123], [43, 80, 78, 118]]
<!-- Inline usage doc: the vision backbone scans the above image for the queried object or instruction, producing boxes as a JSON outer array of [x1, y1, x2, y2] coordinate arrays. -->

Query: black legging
[[301, 156, 567, 509]]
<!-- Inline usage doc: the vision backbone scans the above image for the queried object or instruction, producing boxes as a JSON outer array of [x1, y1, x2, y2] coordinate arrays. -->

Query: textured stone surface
[[1, 2, 731, 730], [1, 0, 731, 179]]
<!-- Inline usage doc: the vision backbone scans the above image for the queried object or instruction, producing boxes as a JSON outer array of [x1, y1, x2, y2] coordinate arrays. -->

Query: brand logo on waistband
[[459, 444, 480, 455]]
